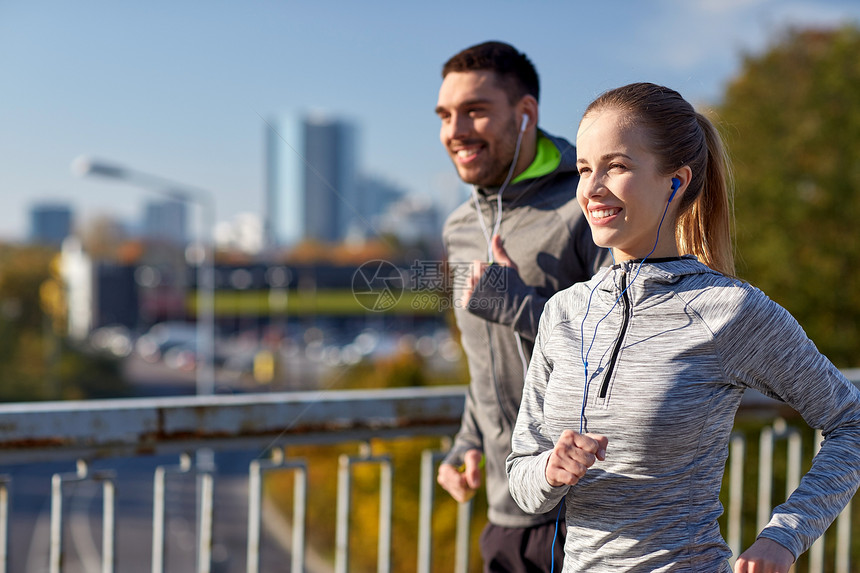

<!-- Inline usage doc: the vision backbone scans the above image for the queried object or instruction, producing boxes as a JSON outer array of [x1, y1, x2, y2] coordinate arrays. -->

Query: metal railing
[[0, 379, 857, 573], [0, 387, 468, 573]]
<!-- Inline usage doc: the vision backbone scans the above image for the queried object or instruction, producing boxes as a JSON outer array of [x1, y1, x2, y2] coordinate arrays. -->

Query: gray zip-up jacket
[[508, 257, 860, 571], [442, 131, 606, 527]]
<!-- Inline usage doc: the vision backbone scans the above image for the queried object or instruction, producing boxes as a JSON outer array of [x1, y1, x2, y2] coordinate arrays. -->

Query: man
[[435, 41, 606, 571]]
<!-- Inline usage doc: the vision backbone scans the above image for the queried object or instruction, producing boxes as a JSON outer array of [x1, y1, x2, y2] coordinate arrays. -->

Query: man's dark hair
[[442, 41, 540, 104]]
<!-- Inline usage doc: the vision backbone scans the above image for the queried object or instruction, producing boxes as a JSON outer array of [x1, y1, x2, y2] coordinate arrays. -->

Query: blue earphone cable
[[550, 197, 674, 571], [551, 496, 565, 573], [578, 200, 672, 432]]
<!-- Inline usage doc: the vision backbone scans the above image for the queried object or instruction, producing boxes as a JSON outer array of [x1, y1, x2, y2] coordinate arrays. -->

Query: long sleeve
[[442, 386, 484, 467], [717, 287, 860, 558], [468, 265, 547, 342], [506, 307, 570, 513]]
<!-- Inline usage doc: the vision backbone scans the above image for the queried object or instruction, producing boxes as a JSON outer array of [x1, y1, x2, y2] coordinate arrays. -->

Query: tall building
[[265, 115, 302, 247], [304, 115, 357, 242], [355, 175, 405, 239], [29, 202, 73, 245], [143, 199, 188, 244], [264, 113, 357, 246], [377, 196, 442, 247]]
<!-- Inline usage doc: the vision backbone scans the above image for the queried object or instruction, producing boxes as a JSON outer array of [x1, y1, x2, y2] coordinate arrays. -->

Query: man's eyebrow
[[435, 98, 493, 115]]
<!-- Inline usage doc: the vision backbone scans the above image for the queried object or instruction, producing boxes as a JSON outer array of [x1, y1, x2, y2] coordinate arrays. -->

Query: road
[[121, 350, 328, 397]]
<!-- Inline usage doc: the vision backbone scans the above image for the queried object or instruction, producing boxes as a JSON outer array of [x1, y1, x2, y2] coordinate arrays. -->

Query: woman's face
[[576, 108, 681, 262]]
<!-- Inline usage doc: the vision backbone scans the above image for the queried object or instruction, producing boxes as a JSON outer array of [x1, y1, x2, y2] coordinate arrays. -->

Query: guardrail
[[0, 378, 857, 573]]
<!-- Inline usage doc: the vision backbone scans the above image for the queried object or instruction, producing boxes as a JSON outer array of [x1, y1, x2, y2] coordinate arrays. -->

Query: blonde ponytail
[[676, 114, 735, 276]]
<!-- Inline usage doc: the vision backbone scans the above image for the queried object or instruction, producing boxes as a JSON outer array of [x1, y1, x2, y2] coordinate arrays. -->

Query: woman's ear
[[669, 166, 693, 203]]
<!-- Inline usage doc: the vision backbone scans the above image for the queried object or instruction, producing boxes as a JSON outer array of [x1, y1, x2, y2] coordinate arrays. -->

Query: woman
[[506, 82, 860, 573]]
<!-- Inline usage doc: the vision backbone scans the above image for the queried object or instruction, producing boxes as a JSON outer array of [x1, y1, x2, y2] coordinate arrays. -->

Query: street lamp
[[71, 156, 216, 396]]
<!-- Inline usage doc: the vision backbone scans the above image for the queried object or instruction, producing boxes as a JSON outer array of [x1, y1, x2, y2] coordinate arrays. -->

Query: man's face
[[436, 70, 520, 187]]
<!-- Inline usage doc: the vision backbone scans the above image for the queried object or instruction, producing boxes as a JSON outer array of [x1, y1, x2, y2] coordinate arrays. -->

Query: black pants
[[479, 520, 566, 573]]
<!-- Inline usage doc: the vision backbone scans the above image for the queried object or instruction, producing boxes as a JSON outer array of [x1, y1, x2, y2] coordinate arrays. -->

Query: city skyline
[[2, 1, 860, 242]]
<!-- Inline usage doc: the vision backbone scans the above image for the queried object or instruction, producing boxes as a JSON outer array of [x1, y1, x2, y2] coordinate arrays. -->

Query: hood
[[476, 130, 579, 201], [592, 255, 726, 296]]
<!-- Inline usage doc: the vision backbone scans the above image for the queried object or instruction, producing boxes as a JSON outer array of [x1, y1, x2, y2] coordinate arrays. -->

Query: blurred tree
[[78, 214, 129, 261], [116, 239, 145, 264], [40, 253, 67, 334], [0, 243, 128, 401], [718, 25, 860, 367], [287, 239, 333, 264], [331, 238, 399, 266]]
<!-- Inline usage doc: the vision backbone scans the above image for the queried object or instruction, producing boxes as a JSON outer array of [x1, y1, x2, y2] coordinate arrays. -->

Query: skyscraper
[[143, 198, 188, 244], [264, 113, 357, 246], [264, 114, 302, 247], [354, 175, 404, 239], [29, 202, 73, 246], [304, 115, 357, 242]]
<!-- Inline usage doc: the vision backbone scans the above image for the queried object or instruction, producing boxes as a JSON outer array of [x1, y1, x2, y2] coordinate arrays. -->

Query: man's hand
[[545, 430, 608, 487], [734, 538, 794, 573], [462, 235, 518, 304], [490, 234, 517, 270], [437, 449, 483, 503]]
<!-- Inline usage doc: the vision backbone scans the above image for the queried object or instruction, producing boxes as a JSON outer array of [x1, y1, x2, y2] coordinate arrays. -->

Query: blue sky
[[1, 0, 859, 242]]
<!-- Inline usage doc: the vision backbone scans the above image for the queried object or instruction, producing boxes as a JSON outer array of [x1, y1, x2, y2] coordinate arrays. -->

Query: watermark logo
[[352, 260, 405, 311], [352, 259, 508, 312]]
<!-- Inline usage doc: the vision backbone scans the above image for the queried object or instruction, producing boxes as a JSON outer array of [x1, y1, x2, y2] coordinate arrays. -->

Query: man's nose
[[445, 113, 470, 141]]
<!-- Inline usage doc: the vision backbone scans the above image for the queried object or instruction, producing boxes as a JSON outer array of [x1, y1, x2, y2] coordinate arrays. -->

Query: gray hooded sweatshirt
[[442, 131, 606, 527], [508, 257, 860, 571]]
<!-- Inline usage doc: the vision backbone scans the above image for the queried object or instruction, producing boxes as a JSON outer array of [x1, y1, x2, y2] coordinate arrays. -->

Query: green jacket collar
[[512, 133, 562, 184]]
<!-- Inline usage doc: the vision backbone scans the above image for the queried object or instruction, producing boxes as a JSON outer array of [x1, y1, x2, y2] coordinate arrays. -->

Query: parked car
[[135, 322, 198, 364]]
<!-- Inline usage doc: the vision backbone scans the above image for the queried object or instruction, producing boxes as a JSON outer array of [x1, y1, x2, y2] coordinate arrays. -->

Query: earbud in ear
[[520, 114, 528, 132], [669, 177, 681, 203]]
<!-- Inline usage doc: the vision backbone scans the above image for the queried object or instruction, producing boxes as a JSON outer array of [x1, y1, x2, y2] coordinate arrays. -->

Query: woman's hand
[[734, 538, 794, 573], [545, 430, 608, 487]]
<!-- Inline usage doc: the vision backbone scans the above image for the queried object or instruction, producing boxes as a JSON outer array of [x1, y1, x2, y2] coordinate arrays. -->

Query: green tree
[[718, 25, 860, 367], [0, 243, 128, 401]]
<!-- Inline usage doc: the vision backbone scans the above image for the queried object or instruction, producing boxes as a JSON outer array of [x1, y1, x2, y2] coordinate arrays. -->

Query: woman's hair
[[583, 83, 735, 276]]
